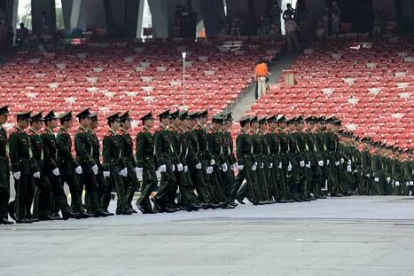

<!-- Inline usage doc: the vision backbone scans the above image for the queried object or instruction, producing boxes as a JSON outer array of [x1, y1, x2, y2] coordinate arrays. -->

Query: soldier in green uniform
[[40, 110, 73, 220], [169, 110, 201, 211], [186, 111, 216, 209], [294, 116, 311, 201], [360, 137, 373, 195], [207, 114, 233, 208], [0, 106, 13, 224], [8, 112, 39, 223], [29, 112, 53, 221], [303, 116, 319, 200], [75, 108, 109, 217], [285, 117, 301, 201], [89, 113, 111, 214], [135, 112, 158, 214], [324, 117, 342, 196], [119, 111, 140, 213], [57, 111, 91, 219], [151, 110, 178, 213], [266, 115, 283, 202], [230, 116, 262, 205], [102, 112, 131, 215]]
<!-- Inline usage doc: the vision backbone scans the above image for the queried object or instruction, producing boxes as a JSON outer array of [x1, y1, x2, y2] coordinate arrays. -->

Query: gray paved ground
[[1, 196, 414, 276]]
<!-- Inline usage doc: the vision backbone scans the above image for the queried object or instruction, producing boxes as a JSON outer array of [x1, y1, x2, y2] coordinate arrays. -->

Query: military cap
[[90, 113, 98, 122], [225, 111, 233, 121], [373, 141, 382, 148], [258, 117, 267, 124], [16, 111, 32, 121], [267, 115, 278, 123], [179, 110, 190, 120], [120, 111, 132, 122], [317, 116, 326, 123], [212, 114, 225, 124], [385, 145, 394, 150], [250, 115, 258, 123], [296, 116, 304, 123], [286, 117, 296, 125], [197, 109, 208, 118], [31, 112, 44, 122], [44, 110, 58, 121], [76, 108, 94, 119], [140, 111, 154, 121], [406, 149, 413, 154], [59, 111, 73, 121], [106, 112, 121, 123], [0, 105, 9, 115], [169, 110, 180, 119], [188, 111, 199, 120], [158, 109, 171, 119], [277, 115, 286, 123], [361, 137, 372, 144], [239, 116, 251, 126]]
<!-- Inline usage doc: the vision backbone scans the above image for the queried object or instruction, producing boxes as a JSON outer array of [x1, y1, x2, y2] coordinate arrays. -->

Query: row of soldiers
[[0, 105, 412, 225]]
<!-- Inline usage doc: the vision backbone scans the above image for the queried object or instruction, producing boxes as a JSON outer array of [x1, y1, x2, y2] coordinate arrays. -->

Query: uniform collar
[[29, 127, 38, 134], [109, 128, 117, 135], [15, 126, 25, 133], [46, 127, 54, 135], [143, 126, 151, 132], [79, 126, 88, 132]]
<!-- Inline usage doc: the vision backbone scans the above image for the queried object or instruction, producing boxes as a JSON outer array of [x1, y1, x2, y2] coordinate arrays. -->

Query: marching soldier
[[151, 110, 178, 213], [266, 115, 283, 202], [278, 116, 293, 202], [119, 111, 140, 213], [294, 116, 311, 201], [259, 117, 275, 202], [230, 116, 262, 205], [135, 112, 158, 214], [102, 112, 131, 215], [0, 106, 13, 224], [8, 112, 40, 223], [57, 111, 91, 219], [75, 108, 109, 217], [29, 112, 53, 221]]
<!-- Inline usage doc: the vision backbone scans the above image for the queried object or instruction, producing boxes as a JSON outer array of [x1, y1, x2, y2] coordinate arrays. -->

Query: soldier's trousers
[[155, 159, 176, 205], [61, 174, 84, 213], [32, 175, 52, 218], [0, 159, 10, 219], [174, 170, 198, 207], [44, 173, 71, 216], [189, 162, 211, 204], [210, 163, 226, 203], [256, 165, 270, 201], [13, 173, 29, 219], [220, 160, 235, 202], [199, 154, 216, 203], [296, 165, 306, 199], [125, 161, 140, 210], [137, 159, 158, 210], [79, 172, 103, 214], [103, 166, 128, 214], [231, 160, 261, 205], [25, 176, 35, 218]]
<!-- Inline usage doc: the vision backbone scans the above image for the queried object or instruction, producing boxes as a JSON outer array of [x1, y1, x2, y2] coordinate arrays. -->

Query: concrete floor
[[1, 196, 414, 276]]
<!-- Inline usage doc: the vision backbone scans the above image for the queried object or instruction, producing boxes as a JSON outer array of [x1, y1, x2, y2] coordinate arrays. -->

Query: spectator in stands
[[257, 13, 271, 36], [0, 8, 6, 22], [16, 23, 29, 49], [219, 19, 229, 36], [255, 58, 270, 99], [372, 12, 384, 37], [298, 9, 311, 47], [321, 8, 330, 35], [269, 2, 282, 33], [283, 3, 296, 21], [230, 14, 243, 37], [285, 18, 300, 53], [330, 2, 341, 36], [315, 20, 326, 41]]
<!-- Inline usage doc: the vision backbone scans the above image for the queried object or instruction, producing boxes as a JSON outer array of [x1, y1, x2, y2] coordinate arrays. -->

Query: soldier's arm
[[40, 134, 58, 170], [102, 136, 111, 171], [9, 133, 20, 172], [136, 132, 145, 168], [57, 133, 79, 168], [185, 133, 200, 165], [75, 133, 95, 168], [117, 136, 126, 169], [236, 135, 244, 166], [154, 131, 166, 166]]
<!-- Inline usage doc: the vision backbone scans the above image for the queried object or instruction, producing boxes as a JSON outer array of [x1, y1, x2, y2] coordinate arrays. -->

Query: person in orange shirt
[[255, 59, 270, 99]]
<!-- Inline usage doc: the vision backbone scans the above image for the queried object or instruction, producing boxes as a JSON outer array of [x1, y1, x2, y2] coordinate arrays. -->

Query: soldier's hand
[[33, 171, 41, 179], [252, 164, 257, 171], [347, 165, 352, 172], [278, 162, 282, 169], [206, 166, 214, 174], [103, 171, 111, 178], [318, 160, 324, 167], [306, 162, 311, 169], [326, 160, 330, 166], [92, 165, 99, 175], [221, 163, 228, 172], [287, 162, 292, 172], [195, 163, 202, 170], [135, 167, 143, 181], [120, 168, 128, 177], [269, 163, 273, 169], [237, 164, 244, 171], [157, 164, 167, 172], [171, 165, 176, 172], [177, 163, 184, 172], [299, 161, 305, 167], [340, 158, 345, 164], [75, 166, 83, 175], [52, 168, 60, 176], [210, 159, 216, 166], [13, 171, 21, 180], [184, 166, 188, 173]]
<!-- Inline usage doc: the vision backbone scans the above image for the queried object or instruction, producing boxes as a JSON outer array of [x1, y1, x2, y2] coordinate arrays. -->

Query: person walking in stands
[[285, 18, 300, 53], [255, 58, 270, 99]]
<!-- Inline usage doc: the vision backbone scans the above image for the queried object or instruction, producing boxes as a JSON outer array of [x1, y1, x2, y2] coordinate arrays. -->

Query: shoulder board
[[140, 128, 147, 133], [157, 126, 164, 131], [28, 130, 35, 136], [248, 130, 255, 135], [195, 125, 202, 131], [77, 128, 85, 134], [60, 128, 67, 134], [208, 129, 214, 134], [42, 129, 49, 135]]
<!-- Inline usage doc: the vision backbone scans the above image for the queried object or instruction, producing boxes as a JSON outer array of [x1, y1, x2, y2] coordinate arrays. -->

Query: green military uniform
[[230, 117, 261, 205], [0, 106, 12, 224], [152, 110, 177, 212], [266, 116, 282, 202], [29, 112, 52, 220], [40, 110, 72, 220], [102, 113, 129, 215], [136, 112, 158, 214], [9, 112, 39, 222], [293, 117, 309, 201], [56, 112, 85, 215], [75, 109, 105, 216]]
